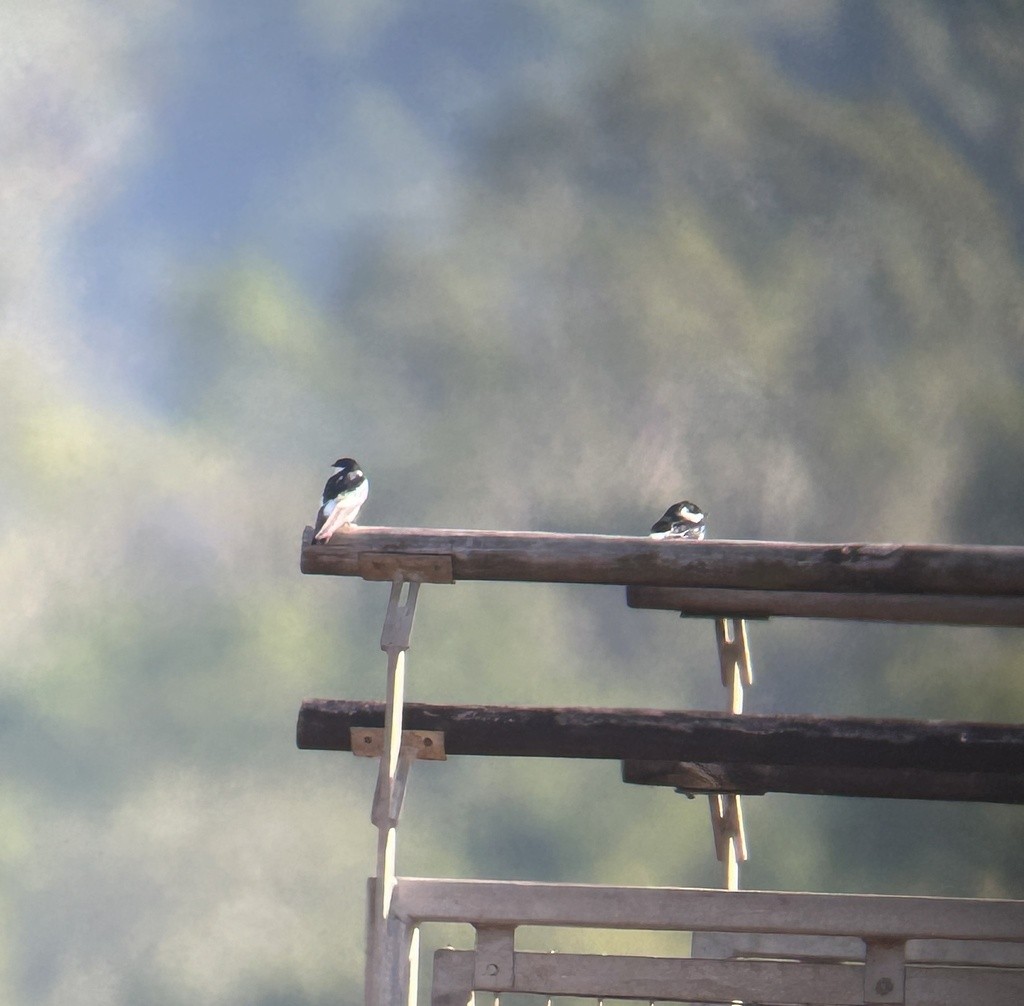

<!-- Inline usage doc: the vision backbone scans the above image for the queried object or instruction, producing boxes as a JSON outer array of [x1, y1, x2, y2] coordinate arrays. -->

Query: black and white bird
[[649, 501, 706, 540], [314, 457, 368, 542]]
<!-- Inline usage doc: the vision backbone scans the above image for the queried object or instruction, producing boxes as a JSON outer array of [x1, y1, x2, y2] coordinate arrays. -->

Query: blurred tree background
[[2, 1, 1024, 1003]]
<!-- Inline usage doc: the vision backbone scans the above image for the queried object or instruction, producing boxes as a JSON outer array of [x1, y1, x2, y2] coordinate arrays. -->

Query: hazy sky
[[4, 3, 1023, 1004]]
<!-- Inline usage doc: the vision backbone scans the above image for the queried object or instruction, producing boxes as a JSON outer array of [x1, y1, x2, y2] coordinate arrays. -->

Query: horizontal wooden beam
[[620, 759, 1024, 803], [690, 930, 1024, 968], [297, 701, 1024, 802], [394, 877, 1024, 940], [626, 585, 1024, 626], [433, 949, 1024, 1004], [300, 526, 1024, 595]]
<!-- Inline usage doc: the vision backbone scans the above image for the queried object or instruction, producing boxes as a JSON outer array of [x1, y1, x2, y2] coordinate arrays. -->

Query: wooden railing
[[298, 526, 1024, 1005]]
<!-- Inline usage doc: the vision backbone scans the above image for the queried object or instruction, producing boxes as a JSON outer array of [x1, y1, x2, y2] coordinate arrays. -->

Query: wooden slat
[[620, 759, 1024, 803], [394, 877, 1024, 941], [300, 526, 1024, 596], [690, 931, 1024, 968], [627, 585, 1024, 626], [435, 949, 865, 1004], [907, 967, 1024, 1006], [432, 948, 1024, 1005], [297, 701, 1024, 802]]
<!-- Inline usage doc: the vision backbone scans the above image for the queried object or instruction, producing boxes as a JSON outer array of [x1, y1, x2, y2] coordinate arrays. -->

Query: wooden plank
[[620, 759, 1024, 803], [907, 966, 1024, 1006], [439, 949, 865, 1003], [300, 526, 1024, 596], [690, 931, 1024, 968], [297, 700, 1024, 781], [627, 585, 1024, 626], [393, 877, 1024, 941], [433, 949, 1024, 1005]]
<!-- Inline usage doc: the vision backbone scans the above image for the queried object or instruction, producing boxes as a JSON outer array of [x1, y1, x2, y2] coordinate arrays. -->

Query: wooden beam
[[620, 759, 1024, 803], [691, 931, 1024, 968], [394, 877, 1024, 941], [432, 949, 1024, 1005], [297, 701, 1024, 802], [300, 526, 1024, 595], [626, 585, 1024, 626], [435, 950, 865, 1004]]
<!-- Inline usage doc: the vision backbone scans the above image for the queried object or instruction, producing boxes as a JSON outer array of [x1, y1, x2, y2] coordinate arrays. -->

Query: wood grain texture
[[620, 759, 1024, 803], [395, 876, 1024, 940], [297, 700, 1024, 793], [626, 585, 1024, 625], [433, 948, 1024, 1004], [300, 526, 1024, 595]]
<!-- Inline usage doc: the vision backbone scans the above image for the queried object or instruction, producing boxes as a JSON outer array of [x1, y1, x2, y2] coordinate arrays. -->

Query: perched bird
[[314, 458, 368, 542], [649, 501, 706, 540]]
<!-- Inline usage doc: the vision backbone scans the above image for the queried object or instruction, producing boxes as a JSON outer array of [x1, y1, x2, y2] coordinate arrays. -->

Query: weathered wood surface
[[432, 948, 1024, 1005], [690, 930, 1024, 968], [395, 876, 1024, 940], [298, 701, 1024, 802], [627, 585, 1024, 626], [300, 526, 1024, 595], [620, 759, 1024, 803]]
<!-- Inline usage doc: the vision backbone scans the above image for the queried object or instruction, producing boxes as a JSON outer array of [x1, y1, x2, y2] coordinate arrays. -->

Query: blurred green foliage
[[2, 2, 1024, 1003]]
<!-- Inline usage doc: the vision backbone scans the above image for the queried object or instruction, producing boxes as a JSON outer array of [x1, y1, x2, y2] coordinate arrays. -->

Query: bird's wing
[[313, 481, 368, 541], [314, 500, 351, 541]]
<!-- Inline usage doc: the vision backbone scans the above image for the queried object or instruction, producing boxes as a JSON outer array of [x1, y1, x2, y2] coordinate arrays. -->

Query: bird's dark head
[[332, 457, 364, 486], [672, 501, 705, 523]]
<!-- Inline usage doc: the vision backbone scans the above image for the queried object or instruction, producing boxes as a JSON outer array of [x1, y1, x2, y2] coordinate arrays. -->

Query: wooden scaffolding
[[298, 526, 1024, 1005]]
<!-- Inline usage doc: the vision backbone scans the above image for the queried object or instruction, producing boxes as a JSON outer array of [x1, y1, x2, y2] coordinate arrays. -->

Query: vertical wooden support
[[715, 618, 753, 710], [373, 579, 421, 897], [709, 792, 747, 891], [367, 577, 422, 1006], [366, 880, 419, 1006], [710, 617, 752, 891]]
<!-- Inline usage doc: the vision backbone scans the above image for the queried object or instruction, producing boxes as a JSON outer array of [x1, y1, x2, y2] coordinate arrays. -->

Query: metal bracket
[[359, 552, 454, 584], [361, 730, 446, 829], [352, 728, 447, 761], [864, 939, 906, 1004], [473, 925, 516, 991]]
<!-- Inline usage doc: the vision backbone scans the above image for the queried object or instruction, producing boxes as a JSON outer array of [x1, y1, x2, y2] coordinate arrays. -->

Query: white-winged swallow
[[649, 501, 706, 540], [314, 457, 368, 542]]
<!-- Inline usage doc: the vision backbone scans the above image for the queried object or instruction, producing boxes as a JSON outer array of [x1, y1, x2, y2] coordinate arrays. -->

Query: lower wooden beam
[[297, 700, 1024, 803], [690, 931, 1024, 968], [621, 759, 1024, 803], [626, 585, 1024, 626], [434, 949, 864, 1004], [432, 949, 1024, 1005]]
